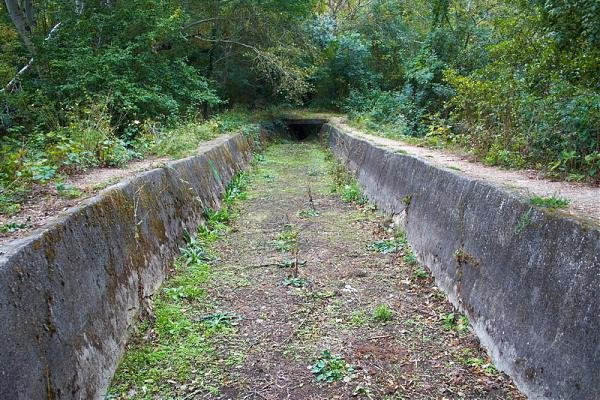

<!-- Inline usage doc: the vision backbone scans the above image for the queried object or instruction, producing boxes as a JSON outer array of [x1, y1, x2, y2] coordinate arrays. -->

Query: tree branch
[[0, 22, 62, 94], [193, 35, 262, 55], [183, 17, 220, 30]]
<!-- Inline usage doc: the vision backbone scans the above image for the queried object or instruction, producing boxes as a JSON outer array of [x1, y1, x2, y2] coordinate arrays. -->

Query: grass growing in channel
[[107, 172, 249, 399], [325, 151, 368, 205]]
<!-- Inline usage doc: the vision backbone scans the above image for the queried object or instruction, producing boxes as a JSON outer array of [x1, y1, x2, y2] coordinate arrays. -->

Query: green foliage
[[311, 32, 377, 106], [340, 181, 367, 204], [2, 1, 222, 136], [309, 0, 600, 182], [326, 156, 368, 204], [530, 196, 570, 209], [152, 111, 257, 159], [311, 350, 354, 383], [109, 160, 249, 398], [348, 310, 368, 327], [456, 349, 498, 376], [368, 232, 408, 254], [372, 304, 394, 323], [1, 1, 315, 217], [0, 221, 28, 233], [151, 121, 218, 159], [283, 277, 307, 288], [441, 312, 469, 332], [224, 172, 249, 205], [515, 208, 533, 235], [109, 234, 217, 398], [413, 267, 429, 280], [180, 235, 213, 266], [201, 312, 241, 330], [55, 183, 83, 199], [298, 209, 320, 218], [369, 239, 399, 254], [0, 109, 254, 216], [465, 356, 498, 375], [404, 252, 418, 266], [275, 226, 299, 252]]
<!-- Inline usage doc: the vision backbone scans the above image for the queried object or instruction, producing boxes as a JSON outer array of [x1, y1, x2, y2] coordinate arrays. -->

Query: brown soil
[[196, 141, 524, 399], [332, 117, 600, 226]]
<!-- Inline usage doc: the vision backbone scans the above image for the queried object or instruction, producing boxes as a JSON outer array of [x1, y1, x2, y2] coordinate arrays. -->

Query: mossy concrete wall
[[324, 123, 600, 400], [0, 134, 255, 400]]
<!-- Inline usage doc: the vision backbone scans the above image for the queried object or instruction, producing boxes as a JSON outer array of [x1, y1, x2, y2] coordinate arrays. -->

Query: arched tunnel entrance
[[283, 118, 327, 140]]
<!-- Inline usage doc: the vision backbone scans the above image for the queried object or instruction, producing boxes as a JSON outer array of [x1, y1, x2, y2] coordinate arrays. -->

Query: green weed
[[372, 304, 394, 323], [456, 349, 498, 376], [109, 243, 219, 397], [0, 201, 21, 216], [348, 310, 368, 327], [441, 312, 469, 332], [109, 165, 252, 398], [466, 357, 498, 375], [283, 277, 307, 287], [153, 113, 254, 159], [298, 209, 320, 218], [514, 208, 533, 235], [368, 232, 407, 254], [55, 183, 83, 199], [200, 207, 231, 237], [530, 195, 569, 209], [413, 267, 429, 279], [224, 173, 248, 205], [326, 157, 368, 204], [0, 221, 28, 233], [340, 181, 367, 204], [403, 251, 418, 266], [201, 312, 241, 330], [275, 227, 299, 252], [311, 350, 354, 383], [180, 235, 213, 265]]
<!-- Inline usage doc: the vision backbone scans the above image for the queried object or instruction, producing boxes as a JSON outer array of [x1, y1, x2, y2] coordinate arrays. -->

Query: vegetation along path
[[109, 140, 524, 400]]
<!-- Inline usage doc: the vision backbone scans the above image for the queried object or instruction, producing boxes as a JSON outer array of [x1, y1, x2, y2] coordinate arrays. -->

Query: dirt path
[[331, 117, 600, 226], [110, 141, 524, 400]]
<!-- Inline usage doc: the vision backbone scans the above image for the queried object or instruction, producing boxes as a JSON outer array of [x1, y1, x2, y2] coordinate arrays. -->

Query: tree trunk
[[4, 0, 36, 55], [22, 0, 35, 28]]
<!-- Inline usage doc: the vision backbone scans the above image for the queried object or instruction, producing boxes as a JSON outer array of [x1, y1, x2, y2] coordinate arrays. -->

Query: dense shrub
[[318, 0, 599, 181]]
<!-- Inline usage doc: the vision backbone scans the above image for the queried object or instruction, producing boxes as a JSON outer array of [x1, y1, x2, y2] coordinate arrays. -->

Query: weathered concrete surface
[[324, 123, 600, 400], [0, 134, 256, 400]]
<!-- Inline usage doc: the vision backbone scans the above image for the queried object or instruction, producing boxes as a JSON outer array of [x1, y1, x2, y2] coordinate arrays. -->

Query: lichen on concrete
[[0, 134, 256, 400]]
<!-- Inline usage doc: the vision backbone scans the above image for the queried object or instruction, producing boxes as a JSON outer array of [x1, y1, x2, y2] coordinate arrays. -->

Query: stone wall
[[325, 123, 600, 400], [0, 134, 255, 400]]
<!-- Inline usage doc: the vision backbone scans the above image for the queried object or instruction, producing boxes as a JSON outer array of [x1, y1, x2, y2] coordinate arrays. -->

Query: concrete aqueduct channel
[[0, 119, 598, 399]]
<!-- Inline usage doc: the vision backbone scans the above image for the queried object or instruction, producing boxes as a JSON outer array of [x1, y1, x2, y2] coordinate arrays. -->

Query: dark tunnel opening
[[284, 119, 327, 141]]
